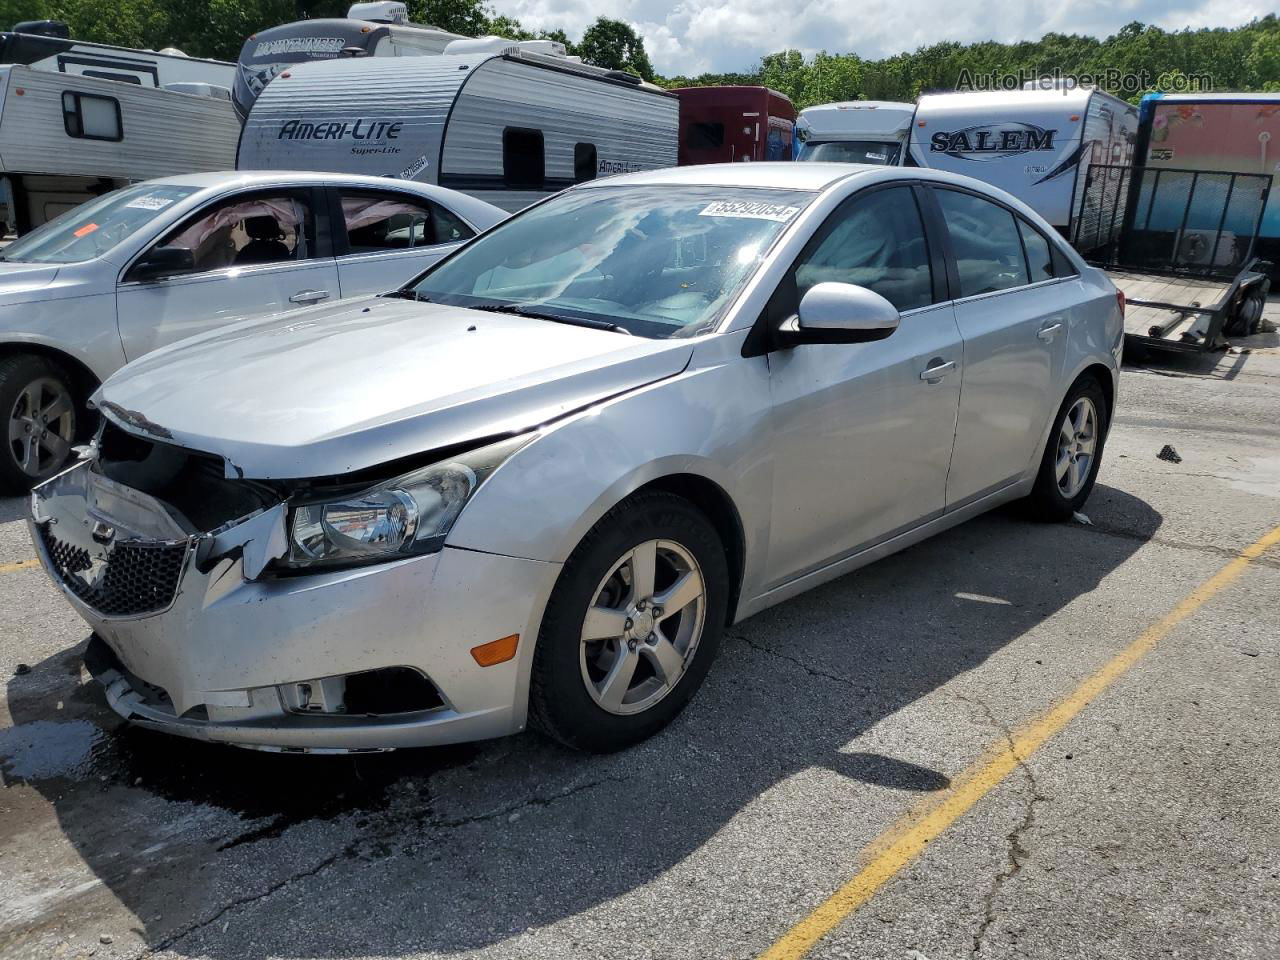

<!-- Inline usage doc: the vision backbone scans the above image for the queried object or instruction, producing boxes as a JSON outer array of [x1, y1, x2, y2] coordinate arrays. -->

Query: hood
[[0, 261, 61, 297], [98, 297, 694, 479]]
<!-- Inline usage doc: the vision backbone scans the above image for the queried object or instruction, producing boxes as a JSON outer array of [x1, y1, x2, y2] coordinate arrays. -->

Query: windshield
[[408, 185, 813, 339], [799, 140, 901, 165], [1, 184, 201, 264]]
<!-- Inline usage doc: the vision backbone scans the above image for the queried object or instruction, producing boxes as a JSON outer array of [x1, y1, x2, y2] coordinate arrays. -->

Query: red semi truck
[[672, 86, 796, 164]]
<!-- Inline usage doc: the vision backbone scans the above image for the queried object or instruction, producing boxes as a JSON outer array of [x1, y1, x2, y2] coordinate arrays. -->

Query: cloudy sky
[[492, 0, 1275, 75]]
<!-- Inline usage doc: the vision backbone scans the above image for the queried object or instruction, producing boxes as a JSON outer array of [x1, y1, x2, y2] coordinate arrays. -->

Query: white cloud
[[491, 0, 1271, 76]]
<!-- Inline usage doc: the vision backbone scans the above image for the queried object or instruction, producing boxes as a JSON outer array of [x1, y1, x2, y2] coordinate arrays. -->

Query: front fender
[[447, 331, 774, 603]]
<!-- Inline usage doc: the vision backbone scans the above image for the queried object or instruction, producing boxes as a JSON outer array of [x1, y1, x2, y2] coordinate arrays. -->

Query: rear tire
[[529, 491, 729, 753], [0, 354, 78, 494], [1025, 375, 1109, 522]]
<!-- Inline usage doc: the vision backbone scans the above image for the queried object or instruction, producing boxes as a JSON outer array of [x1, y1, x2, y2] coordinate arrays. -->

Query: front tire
[[1025, 375, 1108, 522], [529, 491, 729, 753], [0, 354, 78, 494]]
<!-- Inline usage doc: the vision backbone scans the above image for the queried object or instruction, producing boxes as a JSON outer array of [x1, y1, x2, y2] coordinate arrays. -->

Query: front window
[[0, 183, 201, 264], [408, 185, 814, 339], [799, 140, 900, 165]]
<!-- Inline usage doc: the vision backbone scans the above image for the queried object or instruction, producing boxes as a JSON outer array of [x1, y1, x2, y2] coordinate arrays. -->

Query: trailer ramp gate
[[1074, 164, 1273, 352]]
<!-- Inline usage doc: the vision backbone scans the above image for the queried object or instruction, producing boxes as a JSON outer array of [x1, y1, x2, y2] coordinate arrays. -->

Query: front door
[[116, 188, 339, 360], [331, 188, 478, 298], [930, 187, 1070, 508], [764, 184, 964, 586]]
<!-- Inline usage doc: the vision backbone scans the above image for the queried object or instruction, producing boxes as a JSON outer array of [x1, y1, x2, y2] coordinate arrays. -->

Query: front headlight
[[283, 434, 530, 570]]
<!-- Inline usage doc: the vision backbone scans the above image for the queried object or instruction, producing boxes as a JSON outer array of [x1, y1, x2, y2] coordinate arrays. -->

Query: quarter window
[[1018, 218, 1055, 283], [62, 91, 122, 141], [338, 192, 474, 253], [503, 127, 545, 188], [936, 189, 1029, 297], [790, 186, 934, 313]]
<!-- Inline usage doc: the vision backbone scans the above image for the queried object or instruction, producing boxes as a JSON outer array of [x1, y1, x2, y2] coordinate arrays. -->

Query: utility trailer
[[1073, 162, 1271, 353]]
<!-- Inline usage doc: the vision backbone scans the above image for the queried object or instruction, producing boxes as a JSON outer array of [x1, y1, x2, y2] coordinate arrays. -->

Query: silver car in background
[[30, 163, 1123, 754], [0, 171, 505, 492]]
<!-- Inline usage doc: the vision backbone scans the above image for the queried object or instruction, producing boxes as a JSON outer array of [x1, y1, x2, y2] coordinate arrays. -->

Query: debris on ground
[[1073, 511, 1093, 525], [14, 663, 30, 676], [1158, 444, 1183, 464]]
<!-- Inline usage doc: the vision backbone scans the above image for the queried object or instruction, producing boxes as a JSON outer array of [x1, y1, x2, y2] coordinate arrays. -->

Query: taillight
[[1115, 288, 1126, 316]]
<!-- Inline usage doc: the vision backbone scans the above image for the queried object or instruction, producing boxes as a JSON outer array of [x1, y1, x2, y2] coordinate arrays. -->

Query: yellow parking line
[[0, 558, 38, 574], [760, 521, 1280, 960]]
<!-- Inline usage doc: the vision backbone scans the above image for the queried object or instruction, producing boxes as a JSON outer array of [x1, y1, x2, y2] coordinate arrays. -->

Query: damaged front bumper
[[30, 461, 562, 753]]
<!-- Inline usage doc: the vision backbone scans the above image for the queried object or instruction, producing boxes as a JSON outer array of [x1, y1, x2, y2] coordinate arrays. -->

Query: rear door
[[926, 186, 1073, 508], [329, 187, 478, 297], [116, 186, 339, 359]]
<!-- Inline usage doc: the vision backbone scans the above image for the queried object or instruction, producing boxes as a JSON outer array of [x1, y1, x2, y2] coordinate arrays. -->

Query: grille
[[38, 524, 187, 618]]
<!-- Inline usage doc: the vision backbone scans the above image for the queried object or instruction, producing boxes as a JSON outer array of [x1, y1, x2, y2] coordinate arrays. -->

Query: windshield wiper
[[467, 301, 632, 335]]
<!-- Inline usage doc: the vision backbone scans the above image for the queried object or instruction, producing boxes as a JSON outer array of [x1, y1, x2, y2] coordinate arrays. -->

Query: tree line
[[0, 0, 1276, 107]]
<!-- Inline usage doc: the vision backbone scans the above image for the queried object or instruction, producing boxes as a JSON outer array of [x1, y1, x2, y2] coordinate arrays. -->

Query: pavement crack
[[954, 696, 1048, 956], [429, 773, 632, 830], [728, 631, 866, 693], [1066, 521, 1280, 570], [142, 846, 349, 956]]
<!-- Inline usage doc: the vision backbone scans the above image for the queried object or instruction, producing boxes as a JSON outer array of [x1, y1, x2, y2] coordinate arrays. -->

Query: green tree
[[577, 16, 654, 81]]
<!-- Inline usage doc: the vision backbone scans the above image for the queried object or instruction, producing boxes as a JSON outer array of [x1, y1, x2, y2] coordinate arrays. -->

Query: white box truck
[[795, 101, 914, 165]]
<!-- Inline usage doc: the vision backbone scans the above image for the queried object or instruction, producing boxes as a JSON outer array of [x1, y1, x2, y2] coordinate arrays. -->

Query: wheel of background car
[[0, 354, 77, 493], [1025, 375, 1109, 522], [529, 490, 729, 752]]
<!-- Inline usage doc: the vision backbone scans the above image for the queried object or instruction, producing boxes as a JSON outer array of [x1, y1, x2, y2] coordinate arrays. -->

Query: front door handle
[[289, 289, 330, 305], [920, 360, 956, 381], [1038, 321, 1064, 342]]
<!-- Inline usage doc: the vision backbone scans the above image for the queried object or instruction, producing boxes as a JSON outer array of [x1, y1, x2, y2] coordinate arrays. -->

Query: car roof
[[577, 161, 1031, 200]]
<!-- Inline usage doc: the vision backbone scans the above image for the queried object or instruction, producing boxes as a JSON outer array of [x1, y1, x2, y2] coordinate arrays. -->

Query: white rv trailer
[[238, 44, 678, 212], [908, 86, 1137, 240], [0, 23, 234, 91], [233, 2, 467, 120], [0, 65, 241, 233], [794, 101, 914, 165]]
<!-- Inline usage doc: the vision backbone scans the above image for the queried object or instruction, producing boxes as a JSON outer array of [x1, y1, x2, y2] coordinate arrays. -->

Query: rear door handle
[[920, 360, 956, 381], [1037, 321, 1064, 341], [289, 289, 330, 304]]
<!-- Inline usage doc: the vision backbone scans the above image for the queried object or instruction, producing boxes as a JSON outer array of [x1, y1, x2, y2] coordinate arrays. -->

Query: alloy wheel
[[8, 376, 75, 480], [1055, 396, 1097, 499], [579, 538, 707, 716]]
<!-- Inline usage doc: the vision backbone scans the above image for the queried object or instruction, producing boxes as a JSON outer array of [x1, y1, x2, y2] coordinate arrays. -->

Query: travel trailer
[[1133, 92, 1280, 268], [794, 100, 913, 164], [907, 86, 1138, 242], [238, 44, 678, 212], [233, 2, 466, 120], [0, 65, 241, 233], [671, 86, 795, 164], [0, 21, 234, 91]]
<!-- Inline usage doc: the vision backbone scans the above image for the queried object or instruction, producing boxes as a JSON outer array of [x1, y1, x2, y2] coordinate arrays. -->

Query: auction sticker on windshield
[[699, 200, 801, 222], [125, 195, 176, 211]]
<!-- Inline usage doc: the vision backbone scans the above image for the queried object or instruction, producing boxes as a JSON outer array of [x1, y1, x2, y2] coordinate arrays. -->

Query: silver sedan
[[30, 162, 1123, 754]]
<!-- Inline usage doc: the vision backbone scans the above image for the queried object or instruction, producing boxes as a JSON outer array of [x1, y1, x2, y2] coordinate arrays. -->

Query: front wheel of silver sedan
[[530, 491, 729, 753], [0, 354, 78, 494]]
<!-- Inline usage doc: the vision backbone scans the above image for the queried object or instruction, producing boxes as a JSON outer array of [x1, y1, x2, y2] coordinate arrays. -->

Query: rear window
[[936, 189, 1029, 297]]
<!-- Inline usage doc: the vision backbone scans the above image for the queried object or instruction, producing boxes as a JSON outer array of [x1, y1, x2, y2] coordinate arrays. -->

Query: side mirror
[[129, 246, 195, 282], [778, 282, 900, 347]]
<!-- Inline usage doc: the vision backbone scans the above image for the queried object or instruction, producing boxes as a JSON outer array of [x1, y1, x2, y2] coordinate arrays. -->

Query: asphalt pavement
[[1, 319, 1278, 960]]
